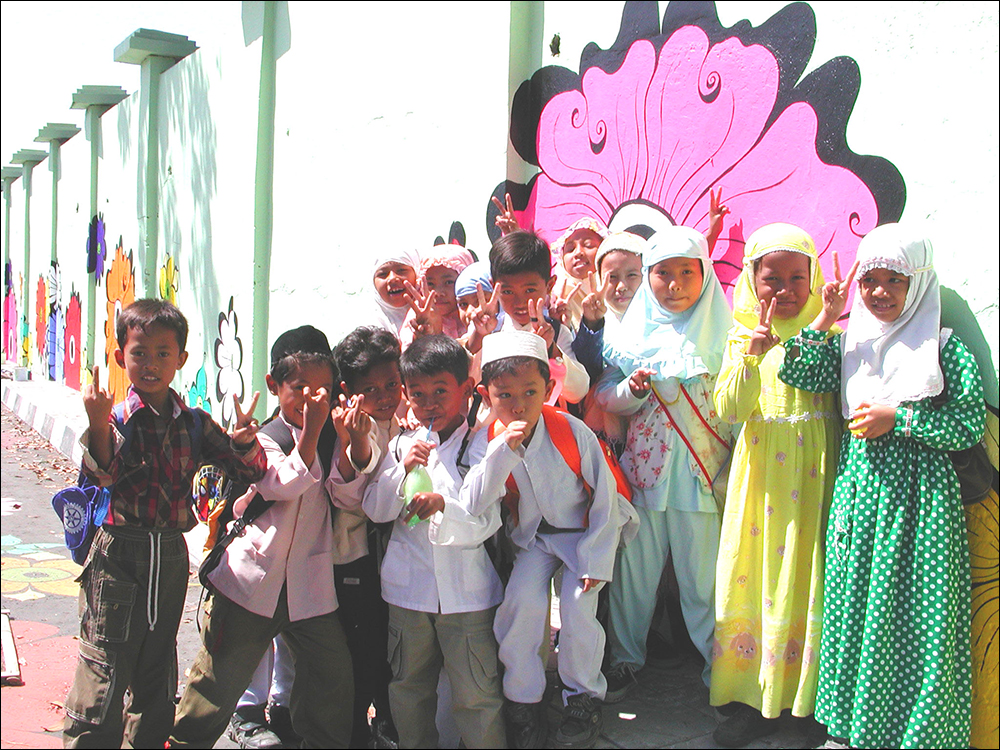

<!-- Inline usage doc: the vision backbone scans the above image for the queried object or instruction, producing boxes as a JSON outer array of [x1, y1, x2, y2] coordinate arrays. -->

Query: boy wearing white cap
[[460, 330, 628, 749]]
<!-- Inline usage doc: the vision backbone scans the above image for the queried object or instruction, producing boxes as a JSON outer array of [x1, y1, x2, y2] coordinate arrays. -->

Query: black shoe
[[555, 694, 602, 748], [792, 714, 829, 746], [505, 700, 547, 750], [266, 703, 299, 747], [228, 706, 283, 750], [712, 704, 779, 748], [603, 663, 638, 704], [371, 716, 399, 749]]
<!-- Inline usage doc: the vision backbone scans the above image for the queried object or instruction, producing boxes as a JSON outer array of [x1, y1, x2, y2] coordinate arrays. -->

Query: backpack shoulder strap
[[259, 416, 295, 454], [187, 408, 204, 461], [542, 406, 584, 483], [111, 401, 138, 457]]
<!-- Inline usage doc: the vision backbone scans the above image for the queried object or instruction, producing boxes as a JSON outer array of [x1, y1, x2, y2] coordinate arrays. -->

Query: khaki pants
[[387, 605, 505, 749], [170, 587, 354, 749], [63, 526, 189, 749]]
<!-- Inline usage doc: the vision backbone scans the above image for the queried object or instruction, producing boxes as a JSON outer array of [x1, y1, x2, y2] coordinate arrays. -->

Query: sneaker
[[227, 706, 283, 750], [555, 694, 603, 748], [505, 700, 547, 750], [712, 704, 779, 748], [603, 663, 638, 704], [266, 703, 299, 747]]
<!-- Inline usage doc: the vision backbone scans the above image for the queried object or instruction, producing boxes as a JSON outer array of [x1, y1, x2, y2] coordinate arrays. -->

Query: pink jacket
[[208, 416, 365, 620]]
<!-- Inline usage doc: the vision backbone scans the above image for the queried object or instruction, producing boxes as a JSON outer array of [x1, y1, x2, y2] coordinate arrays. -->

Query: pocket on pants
[[65, 640, 116, 725], [96, 579, 137, 643], [467, 628, 500, 693], [387, 624, 403, 679]]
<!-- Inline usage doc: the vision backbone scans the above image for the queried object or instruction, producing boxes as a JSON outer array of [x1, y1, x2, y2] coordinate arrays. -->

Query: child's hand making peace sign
[[811, 250, 859, 333], [231, 391, 261, 446], [746, 298, 781, 356]]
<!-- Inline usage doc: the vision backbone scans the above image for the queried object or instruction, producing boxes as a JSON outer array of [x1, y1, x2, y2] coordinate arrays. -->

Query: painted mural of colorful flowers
[[187, 362, 211, 412], [47, 261, 64, 382], [490, 1, 905, 295], [3, 260, 16, 363], [35, 274, 47, 360], [103, 238, 136, 404], [214, 296, 244, 428], [159, 252, 179, 305], [64, 289, 82, 390], [87, 213, 107, 282]]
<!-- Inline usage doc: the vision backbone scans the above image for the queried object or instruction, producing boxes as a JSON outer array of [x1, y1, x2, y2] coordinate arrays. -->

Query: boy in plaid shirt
[[63, 299, 266, 749]]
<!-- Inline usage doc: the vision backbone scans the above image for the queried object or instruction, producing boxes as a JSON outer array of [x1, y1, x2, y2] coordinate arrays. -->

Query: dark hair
[[334, 326, 402, 390], [489, 231, 551, 282], [270, 352, 340, 392], [400, 334, 470, 386], [116, 298, 188, 350], [480, 355, 550, 387]]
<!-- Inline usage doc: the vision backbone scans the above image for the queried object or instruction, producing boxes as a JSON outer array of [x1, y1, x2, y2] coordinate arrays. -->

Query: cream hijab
[[369, 249, 420, 336], [841, 224, 943, 417]]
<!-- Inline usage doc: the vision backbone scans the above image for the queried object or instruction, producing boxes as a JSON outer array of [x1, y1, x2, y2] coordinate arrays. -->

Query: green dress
[[780, 327, 983, 749]]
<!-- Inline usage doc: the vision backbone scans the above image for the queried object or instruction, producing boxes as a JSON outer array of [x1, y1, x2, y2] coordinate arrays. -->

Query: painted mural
[[103, 238, 136, 404], [3, 260, 16, 362], [159, 252, 178, 304], [46, 261, 64, 382], [187, 362, 211, 413], [214, 296, 244, 429], [87, 213, 107, 282], [489, 0, 905, 298], [64, 289, 81, 390], [34, 275, 46, 362]]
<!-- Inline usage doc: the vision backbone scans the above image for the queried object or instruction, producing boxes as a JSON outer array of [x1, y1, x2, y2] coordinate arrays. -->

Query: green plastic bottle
[[403, 464, 434, 528]]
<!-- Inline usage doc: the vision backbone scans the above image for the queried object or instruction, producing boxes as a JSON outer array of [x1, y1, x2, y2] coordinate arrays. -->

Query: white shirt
[[459, 412, 624, 582], [363, 422, 503, 614]]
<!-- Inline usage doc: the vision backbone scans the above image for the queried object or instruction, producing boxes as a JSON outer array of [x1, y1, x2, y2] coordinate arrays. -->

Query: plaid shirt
[[81, 387, 267, 531]]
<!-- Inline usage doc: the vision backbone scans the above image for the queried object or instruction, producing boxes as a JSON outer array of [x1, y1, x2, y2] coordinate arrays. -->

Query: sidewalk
[[1, 370, 820, 749]]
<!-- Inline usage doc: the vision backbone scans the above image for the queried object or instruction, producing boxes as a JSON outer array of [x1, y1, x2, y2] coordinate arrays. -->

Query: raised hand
[[492, 193, 520, 236], [747, 297, 780, 356], [503, 419, 530, 452], [470, 283, 500, 337], [83, 364, 114, 428], [580, 272, 611, 324], [342, 393, 372, 442], [403, 279, 443, 338], [527, 298, 555, 352], [813, 250, 859, 332], [302, 386, 331, 437], [231, 391, 261, 446], [628, 367, 655, 398], [706, 187, 730, 253]]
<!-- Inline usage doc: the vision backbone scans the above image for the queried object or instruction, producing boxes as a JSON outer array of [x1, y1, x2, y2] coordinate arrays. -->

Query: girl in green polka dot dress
[[780, 223, 985, 749]]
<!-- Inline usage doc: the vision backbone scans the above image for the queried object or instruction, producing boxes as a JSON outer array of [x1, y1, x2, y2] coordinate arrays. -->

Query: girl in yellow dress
[[709, 224, 841, 747]]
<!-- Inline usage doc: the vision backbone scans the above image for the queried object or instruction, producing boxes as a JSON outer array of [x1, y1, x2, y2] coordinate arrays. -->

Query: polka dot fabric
[[781, 329, 985, 748]]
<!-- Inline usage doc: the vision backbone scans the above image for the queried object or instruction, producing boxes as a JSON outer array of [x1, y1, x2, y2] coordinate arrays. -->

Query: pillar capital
[[11, 150, 48, 168], [70, 86, 128, 113], [114, 29, 197, 66], [34, 123, 81, 145]]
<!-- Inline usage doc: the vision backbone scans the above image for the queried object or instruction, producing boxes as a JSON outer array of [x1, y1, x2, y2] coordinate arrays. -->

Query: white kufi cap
[[480, 330, 548, 366]]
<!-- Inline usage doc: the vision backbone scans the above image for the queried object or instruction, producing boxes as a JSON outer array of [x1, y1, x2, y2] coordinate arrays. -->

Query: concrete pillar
[[507, 1, 544, 185], [2, 167, 20, 365], [114, 29, 197, 298], [34, 124, 81, 264], [10, 150, 48, 367], [70, 85, 129, 372]]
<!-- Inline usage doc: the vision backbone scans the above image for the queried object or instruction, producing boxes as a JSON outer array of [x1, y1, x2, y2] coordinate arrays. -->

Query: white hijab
[[368, 249, 420, 336], [841, 223, 943, 417]]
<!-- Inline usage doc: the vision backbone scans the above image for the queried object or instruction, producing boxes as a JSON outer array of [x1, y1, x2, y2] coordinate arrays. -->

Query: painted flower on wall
[[214, 296, 244, 428], [87, 213, 107, 282], [3, 260, 16, 363], [489, 1, 905, 295], [64, 289, 82, 390], [47, 261, 64, 382], [104, 239, 136, 404], [187, 363, 211, 413], [35, 275, 47, 360], [159, 253, 179, 305]]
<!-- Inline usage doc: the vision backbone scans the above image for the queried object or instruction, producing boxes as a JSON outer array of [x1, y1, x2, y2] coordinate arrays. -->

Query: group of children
[[63, 203, 985, 750]]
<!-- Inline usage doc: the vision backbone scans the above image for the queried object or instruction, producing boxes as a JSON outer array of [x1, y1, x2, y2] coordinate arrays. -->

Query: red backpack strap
[[542, 406, 589, 495], [489, 419, 522, 526]]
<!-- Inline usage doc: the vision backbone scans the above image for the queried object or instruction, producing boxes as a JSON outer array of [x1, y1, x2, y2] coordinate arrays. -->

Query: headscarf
[[841, 223, 943, 417], [604, 225, 730, 381], [731, 223, 825, 342], [455, 260, 505, 328], [596, 231, 647, 329], [419, 244, 475, 277], [550, 217, 610, 256], [369, 249, 420, 336]]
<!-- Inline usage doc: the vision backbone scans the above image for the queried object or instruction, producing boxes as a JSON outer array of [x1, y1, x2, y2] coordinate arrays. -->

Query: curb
[[1, 370, 87, 465]]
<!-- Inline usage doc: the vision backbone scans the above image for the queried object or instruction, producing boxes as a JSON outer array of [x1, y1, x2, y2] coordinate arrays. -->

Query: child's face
[[115, 324, 188, 408], [754, 251, 811, 320], [457, 293, 479, 329], [561, 229, 603, 280], [343, 361, 403, 423], [479, 362, 555, 435], [268, 361, 336, 430], [859, 267, 910, 323], [373, 262, 417, 309], [600, 250, 643, 315], [496, 272, 554, 327], [648, 257, 704, 314], [424, 265, 460, 315], [404, 370, 472, 436]]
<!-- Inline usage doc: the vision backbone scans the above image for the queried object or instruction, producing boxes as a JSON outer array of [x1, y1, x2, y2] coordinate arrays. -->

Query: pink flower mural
[[35, 275, 47, 360], [64, 289, 82, 390], [3, 261, 16, 363], [489, 1, 905, 295]]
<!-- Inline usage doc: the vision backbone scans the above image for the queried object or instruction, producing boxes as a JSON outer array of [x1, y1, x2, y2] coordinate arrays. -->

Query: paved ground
[[1, 373, 824, 749]]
